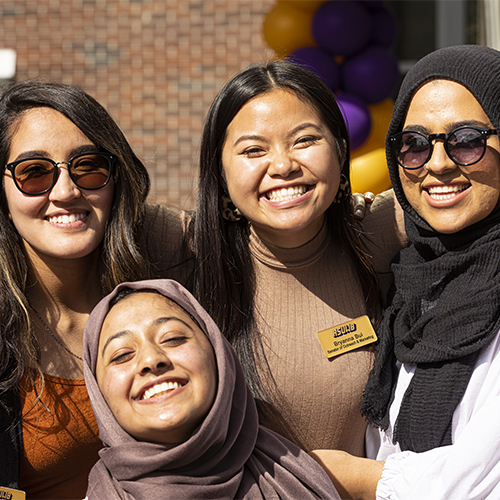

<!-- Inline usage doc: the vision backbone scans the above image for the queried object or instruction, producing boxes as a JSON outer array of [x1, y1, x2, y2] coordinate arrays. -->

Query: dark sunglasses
[[389, 126, 498, 170], [4, 152, 115, 196]]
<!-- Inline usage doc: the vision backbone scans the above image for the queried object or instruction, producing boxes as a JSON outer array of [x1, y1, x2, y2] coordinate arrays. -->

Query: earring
[[221, 194, 242, 221], [333, 174, 350, 203]]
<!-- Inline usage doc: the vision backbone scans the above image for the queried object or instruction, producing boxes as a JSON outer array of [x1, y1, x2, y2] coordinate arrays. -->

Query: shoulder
[[142, 204, 195, 283], [360, 189, 405, 237], [143, 203, 192, 228], [357, 189, 408, 271], [87, 460, 124, 500], [142, 204, 193, 248]]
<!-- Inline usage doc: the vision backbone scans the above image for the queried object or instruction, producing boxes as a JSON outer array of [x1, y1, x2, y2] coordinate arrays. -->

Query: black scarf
[[362, 45, 500, 452]]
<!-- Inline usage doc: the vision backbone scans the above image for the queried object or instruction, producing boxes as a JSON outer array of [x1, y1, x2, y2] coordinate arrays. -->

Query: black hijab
[[83, 279, 339, 499], [362, 45, 500, 452]]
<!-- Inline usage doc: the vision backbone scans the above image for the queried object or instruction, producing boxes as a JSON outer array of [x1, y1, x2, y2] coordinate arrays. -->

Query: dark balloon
[[312, 1, 372, 57], [342, 46, 400, 104], [288, 46, 341, 91], [336, 92, 372, 150]]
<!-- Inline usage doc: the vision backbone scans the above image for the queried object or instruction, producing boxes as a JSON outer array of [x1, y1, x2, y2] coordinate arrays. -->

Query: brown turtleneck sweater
[[249, 189, 406, 454]]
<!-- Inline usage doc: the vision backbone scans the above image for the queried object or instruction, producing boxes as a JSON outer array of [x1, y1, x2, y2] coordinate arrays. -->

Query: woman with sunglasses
[[312, 44, 500, 500], [0, 82, 191, 498]]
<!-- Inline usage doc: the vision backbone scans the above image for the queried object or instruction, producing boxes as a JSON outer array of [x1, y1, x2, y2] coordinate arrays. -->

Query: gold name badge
[[0, 486, 25, 500], [317, 315, 377, 359]]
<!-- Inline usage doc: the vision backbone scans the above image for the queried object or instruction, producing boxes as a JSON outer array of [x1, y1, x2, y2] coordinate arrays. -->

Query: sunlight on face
[[400, 80, 500, 233], [4, 107, 114, 262], [96, 292, 217, 444], [221, 89, 342, 248]]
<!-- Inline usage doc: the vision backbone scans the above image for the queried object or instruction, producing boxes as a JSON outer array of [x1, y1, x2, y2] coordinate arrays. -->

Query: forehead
[[12, 107, 79, 134], [229, 89, 323, 129], [404, 80, 490, 127], [8, 107, 91, 155], [99, 292, 207, 344]]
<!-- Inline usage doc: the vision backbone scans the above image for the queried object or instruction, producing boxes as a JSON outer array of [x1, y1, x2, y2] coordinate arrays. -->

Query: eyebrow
[[154, 316, 195, 331], [231, 122, 323, 148], [403, 120, 492, 134], [11, 144, 100, 163], [100, 316, 196, 359], [100, 330, 131, 359]]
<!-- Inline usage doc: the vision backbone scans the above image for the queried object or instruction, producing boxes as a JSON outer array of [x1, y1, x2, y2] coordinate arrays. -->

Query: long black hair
[[193, 60, 381, 428]]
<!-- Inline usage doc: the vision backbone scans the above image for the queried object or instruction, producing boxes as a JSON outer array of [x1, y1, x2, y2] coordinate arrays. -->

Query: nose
[[267, 148, 300, 178], [138, 343, 172, 375], [48, 164, 81, 202], [424, 139, 456, 175]]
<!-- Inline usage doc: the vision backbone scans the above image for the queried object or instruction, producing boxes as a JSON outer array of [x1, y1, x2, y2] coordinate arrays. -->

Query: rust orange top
[[19, 372, 102, 499]]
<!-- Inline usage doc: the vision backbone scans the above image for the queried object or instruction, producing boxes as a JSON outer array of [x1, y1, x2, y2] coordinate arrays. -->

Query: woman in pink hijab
[[83, 279, 340, 500]]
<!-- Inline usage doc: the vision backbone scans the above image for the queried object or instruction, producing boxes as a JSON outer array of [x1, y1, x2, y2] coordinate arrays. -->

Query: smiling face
[[3, 107, 114, 262], [399, 80, 500, 233], [221, 89, 342, 248], [96, 292, 217, 444]]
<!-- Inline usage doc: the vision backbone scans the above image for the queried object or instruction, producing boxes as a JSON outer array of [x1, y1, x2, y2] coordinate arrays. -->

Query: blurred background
[[0, 0, 498, 210]]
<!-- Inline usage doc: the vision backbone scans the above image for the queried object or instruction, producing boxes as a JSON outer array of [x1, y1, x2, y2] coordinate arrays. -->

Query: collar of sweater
[[248, 221, 330, 269]]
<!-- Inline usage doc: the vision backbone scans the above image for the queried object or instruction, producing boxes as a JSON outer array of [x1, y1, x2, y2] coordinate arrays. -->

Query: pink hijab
[[83, 279, 339, 499]]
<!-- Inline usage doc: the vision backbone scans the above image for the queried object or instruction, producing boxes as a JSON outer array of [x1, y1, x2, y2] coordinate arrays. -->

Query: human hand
[[309, 449, 383, 500], [352, 192, 376, 220]]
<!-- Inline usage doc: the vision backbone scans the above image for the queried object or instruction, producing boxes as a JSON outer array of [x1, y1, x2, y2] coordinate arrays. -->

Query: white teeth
[[48, 213, 86, 224], [267, 185, 307, 202], [427, 185, 469, 200], [141, 381, 181, 400]]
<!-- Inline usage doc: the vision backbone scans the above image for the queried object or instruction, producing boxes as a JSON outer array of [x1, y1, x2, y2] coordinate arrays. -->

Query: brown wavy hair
[[0, 81, 153, 394]]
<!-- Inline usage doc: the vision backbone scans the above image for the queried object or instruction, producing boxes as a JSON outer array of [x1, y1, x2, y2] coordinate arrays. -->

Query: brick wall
[[0, 0, 276, 209]]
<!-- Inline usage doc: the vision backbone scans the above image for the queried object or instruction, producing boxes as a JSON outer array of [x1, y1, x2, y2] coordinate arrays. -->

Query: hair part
[[192, 60, 381, 437]]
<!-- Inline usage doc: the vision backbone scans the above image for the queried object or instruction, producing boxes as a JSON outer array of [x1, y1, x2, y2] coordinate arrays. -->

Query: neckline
[[22, 369, 85, 385], [249, 222, 330, 269]]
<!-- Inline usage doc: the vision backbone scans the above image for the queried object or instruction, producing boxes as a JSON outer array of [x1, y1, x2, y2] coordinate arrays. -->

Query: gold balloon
[[350, 147, 392, 195], [263, 3, 316, 57]]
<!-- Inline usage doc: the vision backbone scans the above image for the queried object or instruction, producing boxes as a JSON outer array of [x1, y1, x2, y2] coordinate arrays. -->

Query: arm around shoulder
[[359, 189, 408, 266], [142, 204, 194, 284], [309, 449, 384, 500]]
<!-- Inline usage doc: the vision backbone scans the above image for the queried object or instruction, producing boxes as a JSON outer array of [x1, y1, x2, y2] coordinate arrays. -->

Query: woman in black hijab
[[312, 44, 500, 500]]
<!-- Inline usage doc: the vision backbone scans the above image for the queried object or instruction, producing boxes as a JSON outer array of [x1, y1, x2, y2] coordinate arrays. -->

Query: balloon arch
[[263, 0, 400, 194]]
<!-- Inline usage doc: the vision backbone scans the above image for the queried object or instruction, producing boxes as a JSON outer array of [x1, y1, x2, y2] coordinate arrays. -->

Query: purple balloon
[[370, 7, 398, 47], [312, 1, 372, 57], [288, 46, 340, 91], [342, 46, 400, 104], [336, 92, 371, 150]]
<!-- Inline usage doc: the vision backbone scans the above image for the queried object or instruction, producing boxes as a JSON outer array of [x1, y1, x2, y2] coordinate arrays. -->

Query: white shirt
[[366, 330, 500, 500]]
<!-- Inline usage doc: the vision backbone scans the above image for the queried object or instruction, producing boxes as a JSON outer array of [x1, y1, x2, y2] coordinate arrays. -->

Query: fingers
[[352, 193, 367, 220], [364, 192, 375, 203]]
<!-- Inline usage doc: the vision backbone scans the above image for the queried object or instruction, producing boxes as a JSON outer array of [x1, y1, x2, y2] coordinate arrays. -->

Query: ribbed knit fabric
[[362, 45, 500, 453], [250, 190, 406, 453], [143, 204, 194, 285]]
